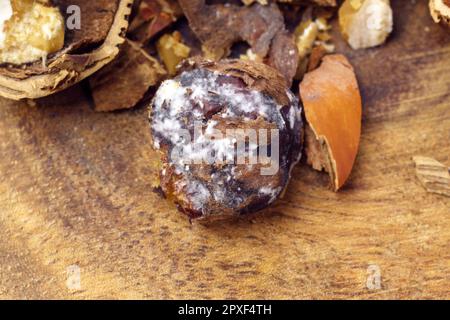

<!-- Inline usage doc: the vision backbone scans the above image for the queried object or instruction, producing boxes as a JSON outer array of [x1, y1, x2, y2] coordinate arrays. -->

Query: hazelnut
[[300, 54, 362, 191], [149, 59, 303, 220], [339, 0, 393, 50]]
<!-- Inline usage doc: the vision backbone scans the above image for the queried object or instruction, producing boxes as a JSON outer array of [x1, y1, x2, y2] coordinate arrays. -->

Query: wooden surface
[[0, 0, 449, 299]]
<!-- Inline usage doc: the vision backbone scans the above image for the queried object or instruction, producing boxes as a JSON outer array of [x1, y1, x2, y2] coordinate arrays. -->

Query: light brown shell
[[300, 54, 362, 191], [0, 0, 134, 100]]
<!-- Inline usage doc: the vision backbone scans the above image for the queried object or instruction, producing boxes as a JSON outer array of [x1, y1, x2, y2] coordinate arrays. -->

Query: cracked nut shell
[[300, 54, 362, 191], [0, 0, 134, 100]]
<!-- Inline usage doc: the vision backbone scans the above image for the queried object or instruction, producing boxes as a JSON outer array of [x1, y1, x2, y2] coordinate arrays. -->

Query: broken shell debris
[[429, 0, 450, 26], [4, 0, 440, 220], [89, 39, 166, 112], [156, 31, 191, 76], [339, 0, 393, 50], [300, 54, 362, 191]]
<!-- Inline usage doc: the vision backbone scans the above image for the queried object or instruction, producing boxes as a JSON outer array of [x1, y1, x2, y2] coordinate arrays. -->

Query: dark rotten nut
[[149, 58, 304, 220], [0, 0, 134, 100]]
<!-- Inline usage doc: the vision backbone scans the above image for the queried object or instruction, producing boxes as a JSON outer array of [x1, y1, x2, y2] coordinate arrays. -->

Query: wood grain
[[0, 0, 449, 299]]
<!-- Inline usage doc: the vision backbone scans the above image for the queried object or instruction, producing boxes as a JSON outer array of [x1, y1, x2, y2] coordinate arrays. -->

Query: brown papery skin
[[300, 54, 362, 191]]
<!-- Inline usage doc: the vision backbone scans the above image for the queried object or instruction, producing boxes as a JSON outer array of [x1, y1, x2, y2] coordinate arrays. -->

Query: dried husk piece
[[178, 1, 284, 60], [307, 45, 328, 71], [178, 0, 299, 85], [89, 40, 166, 112], [300, 54, 362, 191], [0, 0, 134, 100]]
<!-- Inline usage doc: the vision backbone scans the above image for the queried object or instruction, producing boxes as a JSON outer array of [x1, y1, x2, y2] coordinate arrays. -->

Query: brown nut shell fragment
[[128, 0, 182, 44], [429, 0, 450, 26], [89, 40, 166, 112], [300, 54, 362, 191], [0, 0, 134, 100], [178, 1, 284, 60], [307, 45, 328, 72], [178, 0, 298, 85]]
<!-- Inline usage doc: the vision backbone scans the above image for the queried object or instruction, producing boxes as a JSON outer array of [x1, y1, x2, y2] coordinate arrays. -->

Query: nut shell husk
[[300, 54, 362, 191], [0, 0, 134, 100]]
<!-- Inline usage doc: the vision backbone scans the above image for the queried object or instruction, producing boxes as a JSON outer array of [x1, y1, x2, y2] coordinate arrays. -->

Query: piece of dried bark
[[179, 1, 283, 59], [178, 0, 298, 85], [127, 0, 182, 44], [413, 156, 450, 197], [307, 45, 327, 71], [89, 40, 166, 112]]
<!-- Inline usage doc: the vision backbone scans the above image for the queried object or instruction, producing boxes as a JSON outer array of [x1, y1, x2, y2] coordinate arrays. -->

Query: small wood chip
[[413, 156, 450, 197]]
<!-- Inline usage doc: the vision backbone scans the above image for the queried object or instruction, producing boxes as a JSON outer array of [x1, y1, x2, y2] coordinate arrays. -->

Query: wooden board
[[0, 0, 449, 299]]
